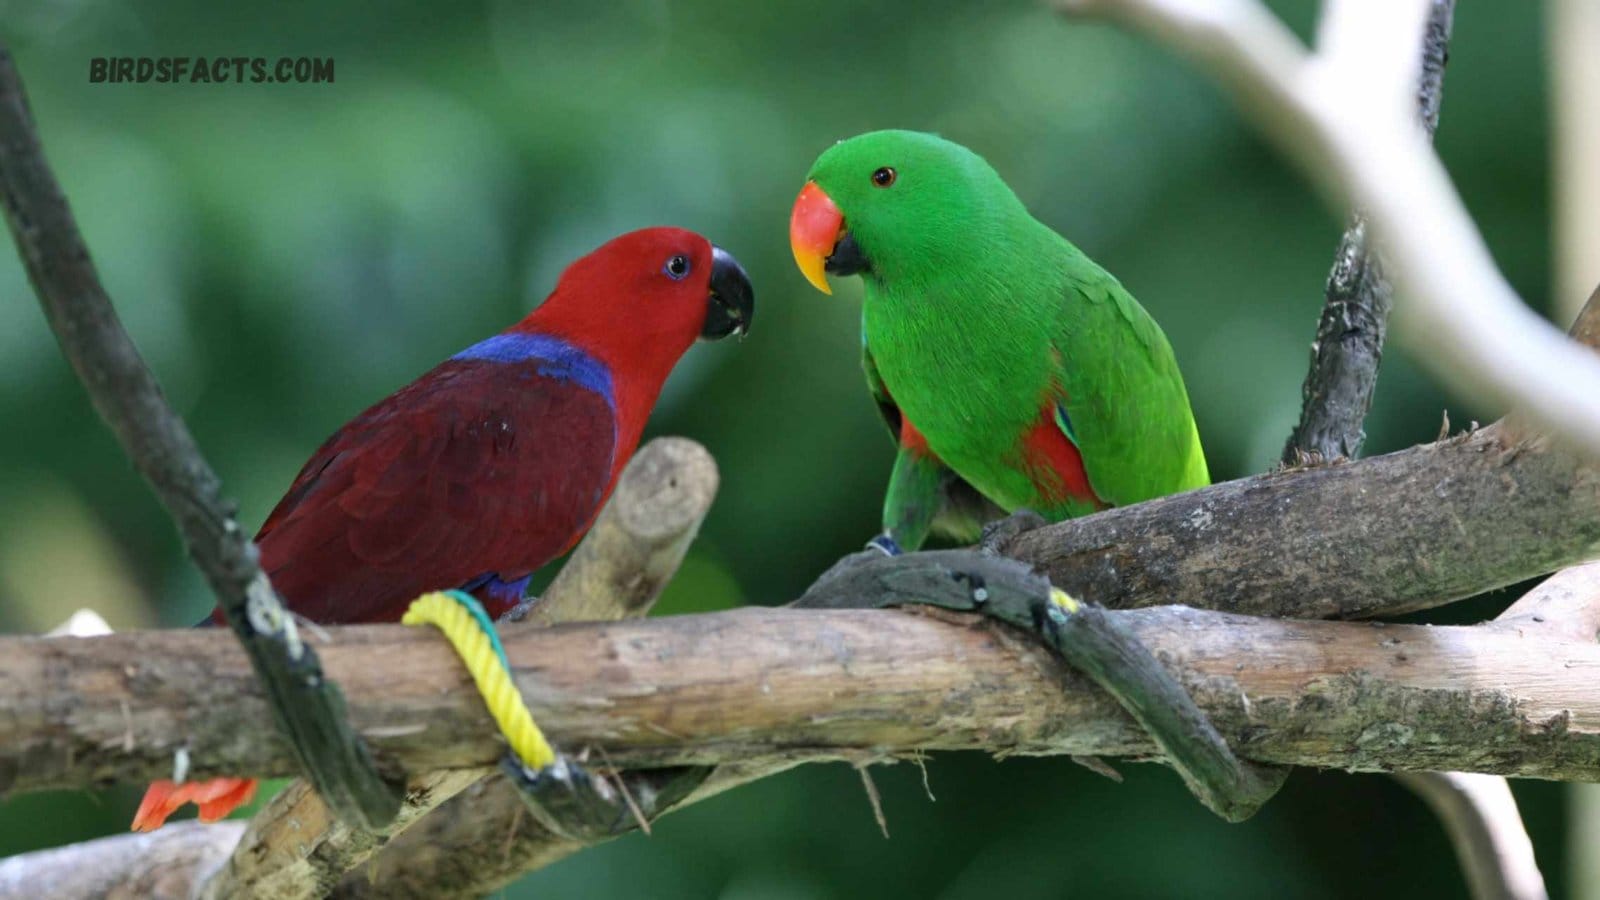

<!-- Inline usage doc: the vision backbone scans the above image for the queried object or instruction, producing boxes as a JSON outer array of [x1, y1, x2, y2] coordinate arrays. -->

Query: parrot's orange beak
[[789, 181, 842, 295]]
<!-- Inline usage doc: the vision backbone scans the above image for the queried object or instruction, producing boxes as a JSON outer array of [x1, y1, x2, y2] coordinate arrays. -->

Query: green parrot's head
[[789, 130, 1023, 294]]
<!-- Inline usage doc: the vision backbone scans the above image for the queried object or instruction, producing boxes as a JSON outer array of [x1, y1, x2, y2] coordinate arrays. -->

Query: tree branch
[[0, 43, 401, 829], [5, 601, 1600, 791], [0, 822, 245, 900], [1003, 422, 1600, 619], [15, 582, 1600, 897], [1395, 772, 1550, 900], [1270, 9, 1548, 897], [1284, 0, 1454, 464]]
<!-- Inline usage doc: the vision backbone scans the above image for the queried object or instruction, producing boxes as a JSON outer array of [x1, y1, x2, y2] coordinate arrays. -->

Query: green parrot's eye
[[664, 254, 691, 280], [871, 167, 897, 188]]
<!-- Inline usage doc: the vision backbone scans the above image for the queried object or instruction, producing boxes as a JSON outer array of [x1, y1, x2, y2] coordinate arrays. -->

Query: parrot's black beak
[[702, 245, 754, 340], [824, 231, 870, 278]]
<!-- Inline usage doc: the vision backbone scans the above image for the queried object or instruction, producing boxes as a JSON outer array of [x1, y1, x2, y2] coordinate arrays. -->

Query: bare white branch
[[1056, 0, 1600, 459], [1397, 773, 1549, 900]]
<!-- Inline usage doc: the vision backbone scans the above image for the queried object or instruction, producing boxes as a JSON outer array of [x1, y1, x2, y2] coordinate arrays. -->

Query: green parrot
[[789, 130, 1208, 553]]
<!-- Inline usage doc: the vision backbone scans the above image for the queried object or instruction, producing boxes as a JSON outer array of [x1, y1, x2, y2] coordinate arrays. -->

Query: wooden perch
[[1003, 422, 1600, 619], [11, 589, 1599, 898], [5, 598, 1600, 791]]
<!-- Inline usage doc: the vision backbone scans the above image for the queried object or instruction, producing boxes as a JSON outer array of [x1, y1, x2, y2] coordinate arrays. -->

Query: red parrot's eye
[[871, 167, 897, 188], [664, 254, 691, 280]]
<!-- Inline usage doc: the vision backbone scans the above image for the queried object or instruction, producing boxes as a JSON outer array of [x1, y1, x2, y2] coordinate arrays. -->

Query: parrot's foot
[[502, 754, 710, 841], [978, 509, 1048, 556], [790, 549, 1287, 821], [497, 595, 542, 624], [866, 534, 903, 556]]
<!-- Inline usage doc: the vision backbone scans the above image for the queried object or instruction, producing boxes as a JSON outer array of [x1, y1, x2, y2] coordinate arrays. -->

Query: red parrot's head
[[530, 227, 753, 372]]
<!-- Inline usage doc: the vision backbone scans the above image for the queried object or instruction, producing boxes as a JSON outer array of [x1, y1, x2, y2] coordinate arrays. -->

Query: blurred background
[[0, 0, 1586, 896]]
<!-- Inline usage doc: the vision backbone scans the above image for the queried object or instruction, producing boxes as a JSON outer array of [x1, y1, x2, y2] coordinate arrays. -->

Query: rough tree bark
[[5, 601, 1600, 792], [1003, 423, 1600, 619]]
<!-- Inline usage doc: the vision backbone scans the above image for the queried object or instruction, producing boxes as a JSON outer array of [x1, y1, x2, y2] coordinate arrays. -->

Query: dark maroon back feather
[[247, 358, 616, 624]]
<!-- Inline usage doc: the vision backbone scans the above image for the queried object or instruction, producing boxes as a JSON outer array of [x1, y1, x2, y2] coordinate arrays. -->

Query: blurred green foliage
[[0, 0, 1573, 896]]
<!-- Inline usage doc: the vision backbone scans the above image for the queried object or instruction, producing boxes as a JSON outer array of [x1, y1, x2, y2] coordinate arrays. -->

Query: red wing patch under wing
[[1020, 403, 1105, 510]]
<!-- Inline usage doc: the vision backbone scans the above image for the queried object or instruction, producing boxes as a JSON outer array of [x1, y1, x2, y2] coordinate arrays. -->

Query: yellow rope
[[1049, 587, 1081, 614], [402, 591, 557, 770]]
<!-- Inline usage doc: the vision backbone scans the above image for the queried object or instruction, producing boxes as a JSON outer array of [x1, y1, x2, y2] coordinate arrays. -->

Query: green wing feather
[[1052, 262, 1209, 506]]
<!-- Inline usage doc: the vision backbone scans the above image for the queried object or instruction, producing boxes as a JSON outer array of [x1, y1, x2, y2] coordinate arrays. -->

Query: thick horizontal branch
[[1004, 423, 1600, 619], [7, 604, 1600, 796]]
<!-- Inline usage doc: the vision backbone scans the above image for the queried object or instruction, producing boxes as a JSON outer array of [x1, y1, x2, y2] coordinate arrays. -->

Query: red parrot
[[132, 227, 753, 831]]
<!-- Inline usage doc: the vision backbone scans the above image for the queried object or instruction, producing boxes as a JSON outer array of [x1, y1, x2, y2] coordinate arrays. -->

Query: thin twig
[[1284, 0, 1454, 464], [0, 42, 400, 830]]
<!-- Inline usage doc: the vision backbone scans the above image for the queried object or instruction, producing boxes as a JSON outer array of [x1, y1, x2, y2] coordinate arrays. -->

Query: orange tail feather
[[131, 777, 258, 831]]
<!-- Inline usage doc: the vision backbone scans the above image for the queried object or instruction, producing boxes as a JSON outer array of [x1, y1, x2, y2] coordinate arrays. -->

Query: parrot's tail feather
[[131, 777, 258, 831]]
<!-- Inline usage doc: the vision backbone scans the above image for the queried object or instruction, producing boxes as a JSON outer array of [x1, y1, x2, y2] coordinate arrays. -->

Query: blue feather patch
[[453, 333, 615, 406], [1053, 402, 1079, 445], [460, 571, 534, 610]]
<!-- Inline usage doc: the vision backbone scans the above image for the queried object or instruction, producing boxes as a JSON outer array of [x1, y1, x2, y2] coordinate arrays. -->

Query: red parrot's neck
[[508, 310, 690, 486]]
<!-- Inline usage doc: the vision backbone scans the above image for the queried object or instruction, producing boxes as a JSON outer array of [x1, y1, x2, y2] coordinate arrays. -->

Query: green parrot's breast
[[862, 284, 1058, 512]]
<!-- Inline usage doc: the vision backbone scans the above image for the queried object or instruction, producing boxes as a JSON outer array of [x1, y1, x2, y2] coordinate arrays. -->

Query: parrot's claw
[[497, 595, 543, 624], [866, 534, 903, 556], [978, 509, 1049, 556], [500, 753, 709, 841]]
